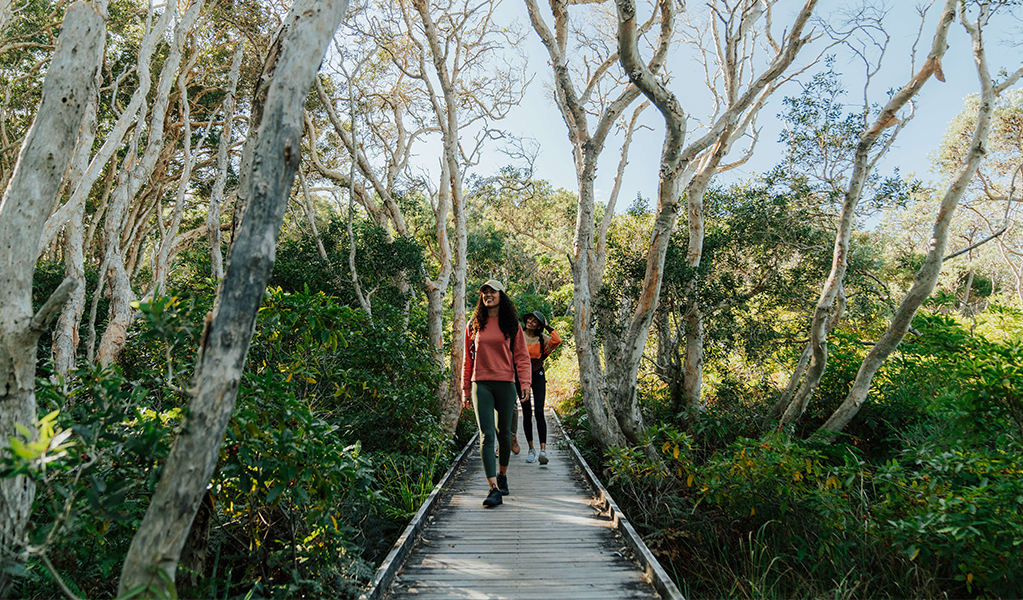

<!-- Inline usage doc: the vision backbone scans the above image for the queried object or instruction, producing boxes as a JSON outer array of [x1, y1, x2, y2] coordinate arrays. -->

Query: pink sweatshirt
[[462, 318, 532, 398]]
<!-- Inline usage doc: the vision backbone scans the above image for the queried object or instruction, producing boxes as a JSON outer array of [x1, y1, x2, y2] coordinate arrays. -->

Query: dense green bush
[[6, 366, 176, 599], [10, 287, 454, 599], [580, 307, 1023, 599]]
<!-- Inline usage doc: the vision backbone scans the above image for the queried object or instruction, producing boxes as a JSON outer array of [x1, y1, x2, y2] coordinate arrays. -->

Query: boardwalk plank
[[381, 409, 668, 600]]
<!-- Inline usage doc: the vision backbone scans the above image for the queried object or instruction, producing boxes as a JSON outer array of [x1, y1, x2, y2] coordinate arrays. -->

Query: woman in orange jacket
[[521, 311, 560, 465]]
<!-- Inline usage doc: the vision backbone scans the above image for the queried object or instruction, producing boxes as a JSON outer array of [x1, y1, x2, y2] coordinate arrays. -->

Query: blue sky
[[485, 1, 1022, 206]]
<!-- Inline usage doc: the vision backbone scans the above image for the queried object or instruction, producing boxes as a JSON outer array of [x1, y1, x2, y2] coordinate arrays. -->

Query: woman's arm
[[546, 327, 562, 353], [462, 325, 474, 400], [513, 325, 532, 398]]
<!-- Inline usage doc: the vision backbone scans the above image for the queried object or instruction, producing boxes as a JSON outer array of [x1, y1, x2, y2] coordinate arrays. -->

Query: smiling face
[[525, 315, 540, 332], [480, 286, 500, 308]]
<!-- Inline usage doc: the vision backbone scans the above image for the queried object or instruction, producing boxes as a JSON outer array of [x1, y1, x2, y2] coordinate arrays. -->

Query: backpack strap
[[467, 321, 478, 361]]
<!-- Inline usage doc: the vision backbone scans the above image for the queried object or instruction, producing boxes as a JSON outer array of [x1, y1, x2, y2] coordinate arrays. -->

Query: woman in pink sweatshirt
[[462, 279, 532, 507]]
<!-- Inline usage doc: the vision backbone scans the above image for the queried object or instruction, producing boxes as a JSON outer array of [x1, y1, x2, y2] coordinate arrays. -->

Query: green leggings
[[472, 381, 516, 478]]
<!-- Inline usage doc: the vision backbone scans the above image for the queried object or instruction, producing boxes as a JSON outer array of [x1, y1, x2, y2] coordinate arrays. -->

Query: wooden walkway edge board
[[358, 429, 480, 600], [359, 408, 685, 600], [550, 408, 685, 600]]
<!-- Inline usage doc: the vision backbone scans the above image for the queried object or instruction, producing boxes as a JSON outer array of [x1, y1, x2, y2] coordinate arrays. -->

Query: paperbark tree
[[117, 0, 349, 595], [524, 0, 655, 449], [632, 0, 818, 415], [96, 0, 204, 366], [150, 41, 219, 293], [0, 2, 104, 590], [413, 0, 473, 432], [51, 93, 97, 378], [820, 4, 1023, 437], [530, 0, 817, 449], [0, 0, 12, 39], [0, 1, 67, 192], [317, 0, 527, 435], [207, 42, 244, 282], [889, 88, 1023, 308], [777, 0, 960, 427]]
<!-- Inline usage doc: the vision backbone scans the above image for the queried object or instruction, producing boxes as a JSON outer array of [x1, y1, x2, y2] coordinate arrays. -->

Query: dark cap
[[523, 310, 547, 328]]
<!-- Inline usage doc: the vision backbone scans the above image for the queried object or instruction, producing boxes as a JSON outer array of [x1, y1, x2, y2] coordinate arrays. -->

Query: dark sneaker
[[496, 474, 510, 495], [483, 487, 503, 507]]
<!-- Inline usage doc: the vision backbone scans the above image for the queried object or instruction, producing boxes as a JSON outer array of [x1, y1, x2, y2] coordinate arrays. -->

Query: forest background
[[1, 0, 1022, 598]]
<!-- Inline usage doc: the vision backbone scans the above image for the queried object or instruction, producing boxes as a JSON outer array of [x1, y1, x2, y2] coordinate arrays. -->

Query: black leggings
[[521, 370, 547, 444]]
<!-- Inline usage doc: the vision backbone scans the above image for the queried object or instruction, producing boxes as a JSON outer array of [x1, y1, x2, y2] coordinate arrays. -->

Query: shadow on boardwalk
[[361, 409, 684, 600]]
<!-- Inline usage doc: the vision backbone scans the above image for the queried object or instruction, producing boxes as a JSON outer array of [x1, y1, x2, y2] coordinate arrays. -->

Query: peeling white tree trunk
[[0, 0, 13, 39], [779, 0, 958, 427], [617, 0, 818, 424], [117, 1, 348, 596], [0, 3, 104, 591], [612, 0, 684, 445], [37, 5, 174, 258], [51, 94, 98, 378], [208, 42, 243, 282], [413, 0, 470, 435], [313, 79, 407, 237], [820, 8, 1023, 438], [764, 285, 844, 426], [525, 0, 642, 450], [152, 49, 208, 293], [424, 160, 454, 428], [97, 0, 204, 366]]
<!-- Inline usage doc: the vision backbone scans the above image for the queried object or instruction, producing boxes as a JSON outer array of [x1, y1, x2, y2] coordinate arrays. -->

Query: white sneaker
[[538, 450, 549, 465], [526, 448, 537, 463]]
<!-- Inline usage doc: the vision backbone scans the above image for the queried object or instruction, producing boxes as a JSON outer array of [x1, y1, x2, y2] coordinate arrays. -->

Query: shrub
[[10, 288, 452, 599]]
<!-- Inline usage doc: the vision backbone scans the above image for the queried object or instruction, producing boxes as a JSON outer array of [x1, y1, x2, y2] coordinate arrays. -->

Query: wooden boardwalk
[[361, 409, 683, 600]]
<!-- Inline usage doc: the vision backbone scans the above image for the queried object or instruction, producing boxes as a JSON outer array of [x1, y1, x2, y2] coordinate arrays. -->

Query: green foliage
[[873, 445, 1023, 596], [3, 365, 177, 598], [250, 288, 444, 453], [31, 259, 104, 367], [206, 290, 449, 597], [214, 390, 380, 597], [11, 287, 453, 599], [468, 168, 576, 304], [270, 215, 423, 311], [571, 305, 1023, 600], [775, 59, 917, 214]]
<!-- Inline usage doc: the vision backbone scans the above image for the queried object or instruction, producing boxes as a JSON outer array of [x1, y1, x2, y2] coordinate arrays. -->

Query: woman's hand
[[519, 386, 530, 401], [462, 397, 472, 410]]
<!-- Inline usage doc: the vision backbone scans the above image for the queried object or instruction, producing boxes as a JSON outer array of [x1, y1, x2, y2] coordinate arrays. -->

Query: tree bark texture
[[0, 0, 13, 40], [117, 1, 349, 595], [524, 0, 641, 451], [779, 0, 957, 427], [820, 7, 1023, 437], [423, 160, 454, 432], [0, 2, 104, 591], [52, 93, 98, 378], [413, 0, 471, 434], [37, 5, 175, 258]]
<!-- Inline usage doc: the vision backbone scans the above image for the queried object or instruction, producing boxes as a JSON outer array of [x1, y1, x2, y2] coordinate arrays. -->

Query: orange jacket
[[524, 328, 561, 361]]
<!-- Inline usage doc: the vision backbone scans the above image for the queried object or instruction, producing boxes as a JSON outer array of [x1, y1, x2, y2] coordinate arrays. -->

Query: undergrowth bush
[[585, 308, 1023, 599], [9, 288, 453, 599]]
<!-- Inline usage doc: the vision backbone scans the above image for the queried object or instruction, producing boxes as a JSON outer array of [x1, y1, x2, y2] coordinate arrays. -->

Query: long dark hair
[[469, 290, 520, 343]]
